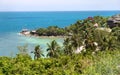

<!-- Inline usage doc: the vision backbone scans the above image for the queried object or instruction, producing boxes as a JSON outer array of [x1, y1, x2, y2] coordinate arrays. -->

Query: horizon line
[[0, 10, 120, 12]]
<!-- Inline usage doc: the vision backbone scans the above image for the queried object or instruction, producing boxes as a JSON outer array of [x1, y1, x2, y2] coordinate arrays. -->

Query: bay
[[0, 11, 120, 56]]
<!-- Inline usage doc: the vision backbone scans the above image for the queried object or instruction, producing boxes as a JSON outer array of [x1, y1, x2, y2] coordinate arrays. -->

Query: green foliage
[[0, 16, 120, 75], [63, 16, 120, 55], [112, 27, 120, 41], [36, 26, 66, 36], [47, 40, 61, 58], [36, 28, 48, 36], [0, 50, 120, 75], [31, 45, 44, 59]]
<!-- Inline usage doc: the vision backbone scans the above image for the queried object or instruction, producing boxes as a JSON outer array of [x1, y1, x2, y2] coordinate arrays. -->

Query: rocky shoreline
[[19, 29, 67, 38]]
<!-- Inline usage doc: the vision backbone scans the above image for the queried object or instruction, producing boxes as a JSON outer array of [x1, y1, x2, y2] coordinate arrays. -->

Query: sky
[[0, 0, 119, 11]]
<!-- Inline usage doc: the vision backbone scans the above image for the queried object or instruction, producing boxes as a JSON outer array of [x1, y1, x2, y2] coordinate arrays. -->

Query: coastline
[[19, 28, 68, 39], [19, 33, 68, 39]]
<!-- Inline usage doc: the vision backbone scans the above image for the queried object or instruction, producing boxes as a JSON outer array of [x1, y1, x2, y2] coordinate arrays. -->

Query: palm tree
[[31, 45, 44, 59], [46, 40, 60, 58]]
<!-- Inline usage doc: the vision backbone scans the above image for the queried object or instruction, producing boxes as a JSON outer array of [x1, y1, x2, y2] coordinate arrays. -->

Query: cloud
[[0, 0, 119, 11]]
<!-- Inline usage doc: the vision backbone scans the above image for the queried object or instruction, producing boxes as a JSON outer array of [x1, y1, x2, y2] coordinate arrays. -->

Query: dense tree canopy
[[36, 26, 66, 36], [0, 50, 120, 75]]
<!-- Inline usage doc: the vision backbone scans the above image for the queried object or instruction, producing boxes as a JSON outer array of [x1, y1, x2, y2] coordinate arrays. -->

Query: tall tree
[[32, 45, 44, 59], [46, 40, 60, 58], [63, 38, 73, 55]]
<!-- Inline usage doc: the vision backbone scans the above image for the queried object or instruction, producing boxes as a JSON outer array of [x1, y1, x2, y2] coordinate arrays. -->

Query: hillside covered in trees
[[30, 16, 110, 36], [0, 15, 120, 75]]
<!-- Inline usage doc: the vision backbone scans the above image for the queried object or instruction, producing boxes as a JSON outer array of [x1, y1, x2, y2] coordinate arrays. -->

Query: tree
[[63, 16, 112, 54], [63, 38, 73, 55], [32, 45, 44, 59], [92, 29, 119, 51], [36, 28, 47, 36], [112, 27, 120, 41], [47, 40, 60, 58]]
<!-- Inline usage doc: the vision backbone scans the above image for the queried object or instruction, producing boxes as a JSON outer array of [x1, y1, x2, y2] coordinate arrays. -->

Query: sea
[[0, 11, 120, 57]]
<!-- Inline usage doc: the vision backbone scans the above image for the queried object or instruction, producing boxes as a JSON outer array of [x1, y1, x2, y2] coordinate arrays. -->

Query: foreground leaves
[[0, 50, 120, 75]]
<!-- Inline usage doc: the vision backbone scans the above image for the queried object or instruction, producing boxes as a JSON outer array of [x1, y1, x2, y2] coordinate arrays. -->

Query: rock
[[30, 30, 37, 35], [20, 29, 30, 35], [107, 14, 120, 28]]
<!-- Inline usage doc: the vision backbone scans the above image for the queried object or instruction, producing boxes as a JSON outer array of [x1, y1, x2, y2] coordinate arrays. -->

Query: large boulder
[[107, 14, 120, 28]]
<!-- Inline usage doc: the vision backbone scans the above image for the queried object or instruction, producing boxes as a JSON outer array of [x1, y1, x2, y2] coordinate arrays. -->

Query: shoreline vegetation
[[1, 14, 120, 74], [20, 22, 67, 38], [20, 14, 120, 38], [20, 26, 68, 38], [19, 33, 68, 38]]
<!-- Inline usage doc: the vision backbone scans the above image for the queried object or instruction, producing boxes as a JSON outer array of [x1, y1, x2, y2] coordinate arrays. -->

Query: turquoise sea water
[[0, 11, 120, 56]]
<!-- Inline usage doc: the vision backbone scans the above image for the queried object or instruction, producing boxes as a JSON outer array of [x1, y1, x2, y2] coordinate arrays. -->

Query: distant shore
[[19, 27, 68, 39], [19, 32, 68, 39]]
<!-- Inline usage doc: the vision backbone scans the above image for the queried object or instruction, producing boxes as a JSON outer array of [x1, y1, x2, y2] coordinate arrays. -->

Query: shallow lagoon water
[[0, 32, 63, 57]]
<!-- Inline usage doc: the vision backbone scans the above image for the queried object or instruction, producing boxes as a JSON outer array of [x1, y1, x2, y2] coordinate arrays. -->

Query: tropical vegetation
[[0, 16, 120, 75], [36, 26, 66, 36]]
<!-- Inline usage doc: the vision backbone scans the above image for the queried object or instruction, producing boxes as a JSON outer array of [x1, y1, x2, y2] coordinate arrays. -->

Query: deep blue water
[[0, 11, 120, 56]]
